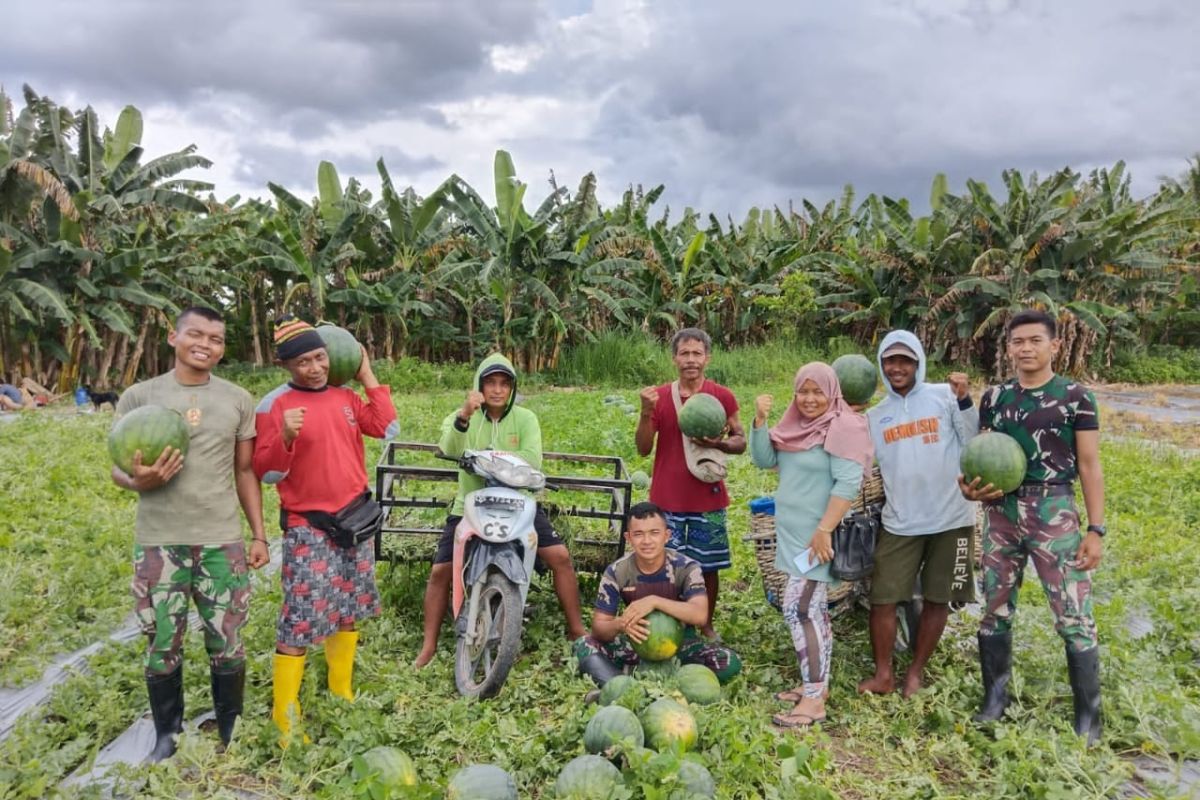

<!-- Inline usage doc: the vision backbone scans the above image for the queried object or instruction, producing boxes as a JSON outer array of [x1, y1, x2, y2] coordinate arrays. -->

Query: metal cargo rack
[[374, 441, 632, 572]]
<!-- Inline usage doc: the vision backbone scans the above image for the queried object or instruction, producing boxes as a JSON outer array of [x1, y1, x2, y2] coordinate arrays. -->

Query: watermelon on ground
[[832, 353, 878, 405], [678, 760, 716, 797], [634, 658, 679, 680], [629, 611, 684, 662], [351, 746, 418, 790], [316, 324, 362, 386], [674, 664, 721, 705], [630, 470, 650, 490], [960, 431, 1027, 494], [599, 675, 647, 710], [677, 392, 727, 438], [584, 705, 644, 754], [446, 764, 517, 800], [640, 697, 699, 752], [554, 754, 622, 799], [107, 405, 191, 475]]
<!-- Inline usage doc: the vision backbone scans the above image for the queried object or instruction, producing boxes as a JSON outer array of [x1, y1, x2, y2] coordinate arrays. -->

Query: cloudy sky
[[3, 0, 1198, 218]]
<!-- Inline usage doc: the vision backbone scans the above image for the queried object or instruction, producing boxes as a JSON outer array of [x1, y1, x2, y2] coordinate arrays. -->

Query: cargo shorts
[[869, 525, 975, 605]]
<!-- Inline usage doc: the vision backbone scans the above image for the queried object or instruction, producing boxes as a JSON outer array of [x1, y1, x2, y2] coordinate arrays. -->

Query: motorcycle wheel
[[454, 571, 524, 699]]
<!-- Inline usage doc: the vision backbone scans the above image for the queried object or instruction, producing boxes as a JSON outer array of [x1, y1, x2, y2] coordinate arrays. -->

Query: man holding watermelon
[[254, 316, 398, 746], [857, 330, 978, 698], [111, 306, 269, 761], [636, 328, 745, 639], [575, 502, 742, 687], [960, 309, 1106, 744]]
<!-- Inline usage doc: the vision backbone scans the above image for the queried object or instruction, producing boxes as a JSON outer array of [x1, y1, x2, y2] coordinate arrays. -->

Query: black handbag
[[294, 491, 383, 549], [830, 483, 881, 581]]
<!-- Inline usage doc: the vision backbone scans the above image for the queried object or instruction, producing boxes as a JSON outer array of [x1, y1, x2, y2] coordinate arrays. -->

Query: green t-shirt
[[114, 372, 256, 545]]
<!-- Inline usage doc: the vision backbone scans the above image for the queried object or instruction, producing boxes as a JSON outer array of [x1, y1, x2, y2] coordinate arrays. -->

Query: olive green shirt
[[114, 372, 256, 545]]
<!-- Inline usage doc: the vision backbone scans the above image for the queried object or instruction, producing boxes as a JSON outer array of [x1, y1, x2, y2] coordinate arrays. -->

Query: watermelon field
[[1, 358, 1198, 799]]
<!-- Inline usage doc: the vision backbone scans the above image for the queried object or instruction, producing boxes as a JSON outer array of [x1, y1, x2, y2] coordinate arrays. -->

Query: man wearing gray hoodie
[[857, 331, 978, 697]]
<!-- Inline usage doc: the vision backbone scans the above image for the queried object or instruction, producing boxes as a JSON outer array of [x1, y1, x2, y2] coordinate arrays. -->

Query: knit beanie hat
[[274, 315, 326, 361]]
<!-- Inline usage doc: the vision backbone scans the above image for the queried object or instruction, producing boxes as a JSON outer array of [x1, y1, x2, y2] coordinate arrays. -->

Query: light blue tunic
[[749, 425, 865, 582]]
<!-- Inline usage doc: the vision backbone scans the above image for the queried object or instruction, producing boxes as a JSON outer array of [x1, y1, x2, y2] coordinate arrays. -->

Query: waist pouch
[[285, 491, 383, 548]]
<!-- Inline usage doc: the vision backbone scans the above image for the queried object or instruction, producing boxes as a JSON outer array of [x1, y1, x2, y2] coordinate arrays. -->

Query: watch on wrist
[[1086, 524, 1106, 537]]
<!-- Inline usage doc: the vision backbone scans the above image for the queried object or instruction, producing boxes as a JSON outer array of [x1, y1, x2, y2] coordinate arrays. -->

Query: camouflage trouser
[[980, 495, 1098, 652], [573, 631, 743, 683], [131, 543, 251, 675]]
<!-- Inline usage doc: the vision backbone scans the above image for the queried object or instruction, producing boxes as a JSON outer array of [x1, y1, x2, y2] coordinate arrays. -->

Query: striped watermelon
[[108, 405, 190, 475], [316, 324, 362, 387]]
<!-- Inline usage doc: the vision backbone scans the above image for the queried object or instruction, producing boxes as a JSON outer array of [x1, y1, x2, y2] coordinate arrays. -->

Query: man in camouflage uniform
[[961, 309, 1106, 744], [112, 307, 270, 761]]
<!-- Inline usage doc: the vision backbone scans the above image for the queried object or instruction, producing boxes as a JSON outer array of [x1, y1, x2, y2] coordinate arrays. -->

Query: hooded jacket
[[866, 330, 979, 535], [438, 353, 543, 517]]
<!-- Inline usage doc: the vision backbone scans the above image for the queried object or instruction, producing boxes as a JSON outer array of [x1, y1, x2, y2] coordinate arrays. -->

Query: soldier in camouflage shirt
[[960, 309, 1106, 744]]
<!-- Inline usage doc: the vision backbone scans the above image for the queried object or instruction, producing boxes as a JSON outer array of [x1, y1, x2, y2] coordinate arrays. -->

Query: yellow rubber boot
[[271, 652, 307, 747], [324, 630, 358, 702]]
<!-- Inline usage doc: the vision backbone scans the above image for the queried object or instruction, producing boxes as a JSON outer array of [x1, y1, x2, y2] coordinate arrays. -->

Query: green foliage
[[1105, 345, 1200, 384]]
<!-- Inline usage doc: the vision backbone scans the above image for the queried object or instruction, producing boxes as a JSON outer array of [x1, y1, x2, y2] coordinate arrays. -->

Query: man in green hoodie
[[413, 354, 587, 668]]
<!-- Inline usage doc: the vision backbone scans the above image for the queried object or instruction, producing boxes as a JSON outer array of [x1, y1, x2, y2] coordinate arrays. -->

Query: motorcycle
[[446, 449, 548, 698]]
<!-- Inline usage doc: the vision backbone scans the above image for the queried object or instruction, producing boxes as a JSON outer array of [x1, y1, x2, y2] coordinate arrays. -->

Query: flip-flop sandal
[[772, 710, 827, 729]]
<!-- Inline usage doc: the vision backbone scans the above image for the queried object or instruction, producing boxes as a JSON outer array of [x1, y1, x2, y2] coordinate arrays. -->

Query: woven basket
[[745, 464, 885, 617]]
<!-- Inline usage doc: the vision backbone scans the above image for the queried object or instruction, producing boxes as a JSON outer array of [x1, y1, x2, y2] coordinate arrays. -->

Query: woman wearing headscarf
[[750, 362, 874, 728]]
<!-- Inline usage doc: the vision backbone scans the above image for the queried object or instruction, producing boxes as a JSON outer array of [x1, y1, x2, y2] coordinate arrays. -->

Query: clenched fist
[[282, 407, 306, 446], [754, 394, 773, 427], [460, 390, 484, 420], [639, 386, 659, 415], [948, 372, 970, 400]]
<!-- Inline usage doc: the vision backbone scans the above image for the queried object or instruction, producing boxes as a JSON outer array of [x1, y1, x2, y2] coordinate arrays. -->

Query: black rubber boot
[[578, 654, 622, 688], [146, 666, 184, 762], [1065, 646, 1102, 745], [210, 663, 246, 747], [973, 632, 1012, 723]]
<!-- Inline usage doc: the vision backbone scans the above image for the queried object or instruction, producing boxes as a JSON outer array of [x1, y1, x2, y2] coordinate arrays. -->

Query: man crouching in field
[[254, 316, 397, 746], [111, 306, 269, 761], [575, 501, 741, 688]]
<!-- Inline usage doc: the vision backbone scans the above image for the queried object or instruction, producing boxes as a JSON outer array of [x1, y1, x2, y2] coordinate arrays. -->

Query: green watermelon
[[630, 611, 685, 662], [446, 764, 517, 800], [316, 324, 362, 386], [584, 705, 644, 754], [108, 405, 190, 475], [960, 432, 1027, 494], [554, 754, 622, 799], [678, 760, 716, 797], [640, 697, 698, 752], [674, 664, 721, 705], [599, 675, 647, 710], [677, 392, 726, 438], [832, 353, 878, 405], [351, 745, 418, 790], [630, 470, 650, 490]]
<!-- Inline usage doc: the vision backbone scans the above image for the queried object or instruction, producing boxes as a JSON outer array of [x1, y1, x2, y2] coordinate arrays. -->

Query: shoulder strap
[[671, 380, 683, 412]]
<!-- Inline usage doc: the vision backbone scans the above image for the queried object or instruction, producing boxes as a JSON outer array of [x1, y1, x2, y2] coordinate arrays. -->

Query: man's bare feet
[[412, 649, 436, 669], [901, 668, 924, 698], [856, 671, 896, 695]]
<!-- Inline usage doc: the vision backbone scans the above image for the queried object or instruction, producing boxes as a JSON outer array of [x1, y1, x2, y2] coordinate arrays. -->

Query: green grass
[[0, 385, 1197, 799]]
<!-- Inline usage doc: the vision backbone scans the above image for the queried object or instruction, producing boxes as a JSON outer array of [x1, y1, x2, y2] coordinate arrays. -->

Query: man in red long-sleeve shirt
[[253, 316, 398, 746]]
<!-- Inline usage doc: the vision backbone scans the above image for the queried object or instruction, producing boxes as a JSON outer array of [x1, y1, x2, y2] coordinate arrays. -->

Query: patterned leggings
[[782, 577, 831, 698]]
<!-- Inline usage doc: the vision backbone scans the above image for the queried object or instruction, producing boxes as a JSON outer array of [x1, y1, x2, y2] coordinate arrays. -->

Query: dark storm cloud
[[1, 0, 542, 123], [4, 0, 1198, 216]]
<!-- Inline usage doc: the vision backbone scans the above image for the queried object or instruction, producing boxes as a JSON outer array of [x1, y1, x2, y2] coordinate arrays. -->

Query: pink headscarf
[[768, 362, 874, 471]]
